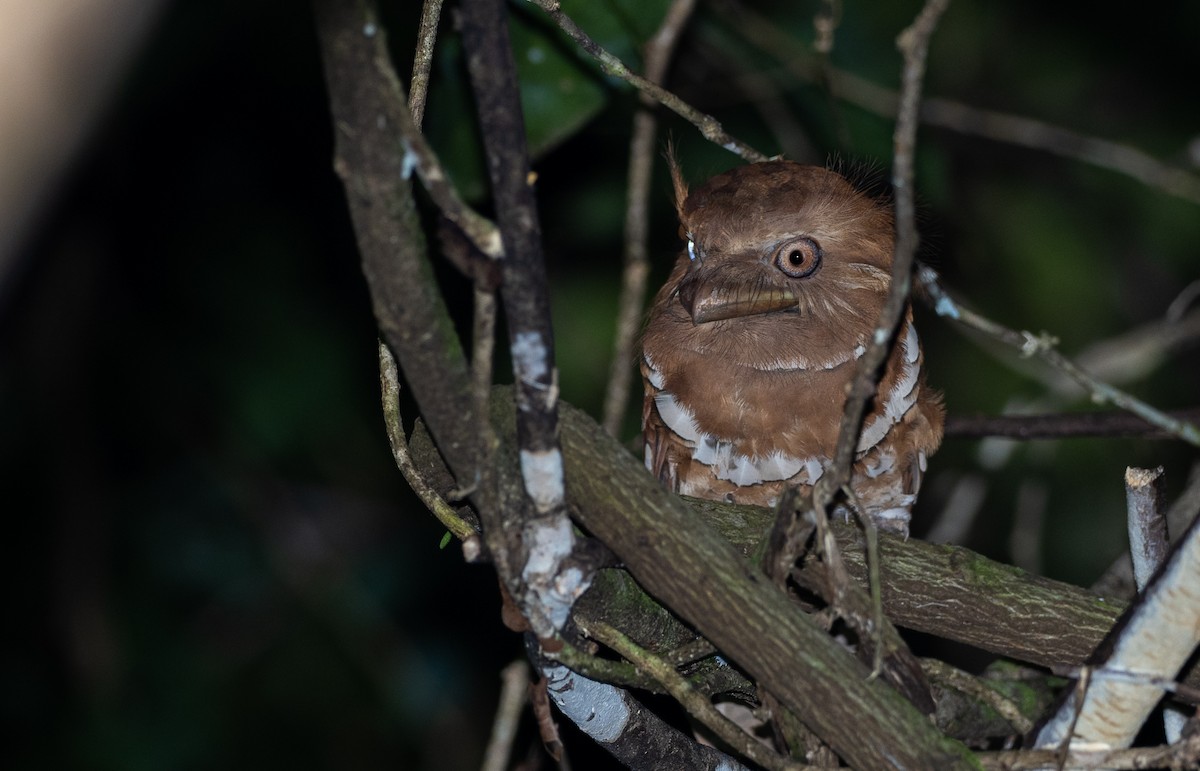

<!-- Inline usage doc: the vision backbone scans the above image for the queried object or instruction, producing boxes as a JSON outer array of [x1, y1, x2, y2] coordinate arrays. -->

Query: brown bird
[[641, 160, 943, 535]]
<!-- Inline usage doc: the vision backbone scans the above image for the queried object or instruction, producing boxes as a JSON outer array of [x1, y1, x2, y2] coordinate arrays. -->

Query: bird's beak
[[678, 275, 799, 324]]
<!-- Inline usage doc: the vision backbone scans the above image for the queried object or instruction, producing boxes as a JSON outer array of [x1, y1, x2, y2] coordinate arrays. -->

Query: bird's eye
[[774, 236, 822, 278]]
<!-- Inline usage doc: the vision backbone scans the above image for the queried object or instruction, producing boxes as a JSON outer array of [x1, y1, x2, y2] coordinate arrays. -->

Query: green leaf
[[424, 0, 672, 200]]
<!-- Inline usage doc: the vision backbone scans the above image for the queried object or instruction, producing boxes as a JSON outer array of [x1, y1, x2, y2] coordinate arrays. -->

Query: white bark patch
[[511, 332, 557, 410], [521, 515, 585, 631], [512, 331, 549, 382], [543, 664, 631, 744], [519, 448, 565, 513], [399, 139, 418, 179]]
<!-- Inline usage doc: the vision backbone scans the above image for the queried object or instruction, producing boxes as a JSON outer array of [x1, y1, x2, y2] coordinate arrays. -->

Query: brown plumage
[[641, 160, 943, 535]]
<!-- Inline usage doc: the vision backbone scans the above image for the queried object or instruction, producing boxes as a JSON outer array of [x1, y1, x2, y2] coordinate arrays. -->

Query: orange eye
[[774, 236, 822, 278]]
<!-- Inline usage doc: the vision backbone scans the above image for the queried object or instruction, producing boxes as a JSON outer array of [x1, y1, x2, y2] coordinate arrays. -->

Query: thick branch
[[1036, 507, 1200, 749], [313, 0, 481, 489], [488, 390, 976, 769]]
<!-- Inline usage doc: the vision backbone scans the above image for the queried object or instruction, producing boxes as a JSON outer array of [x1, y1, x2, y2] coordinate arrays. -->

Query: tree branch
[[487, 390, 977, 768], [1036, 498, 1200, 750], [313, 0, 483, 494], [602, 0, 698, 437], [714, 1, 1200, 207], [524, 0, 767, 163], [918, 264, 1200, 447], [818, 0, 949, 509], [945, 408, 1200, 440], [459, 0, 587, 639]]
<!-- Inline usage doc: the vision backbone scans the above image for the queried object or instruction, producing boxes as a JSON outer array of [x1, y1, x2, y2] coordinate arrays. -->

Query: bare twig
[[584, 620, 811, 771], [601, 0, 697, 437], [816, 0, 949, 510], [1095, 463, 1200, 598], [407, 0, 442, 125], [922, 658, 1034, 734], [1126, 466, 1169, 591], [945, 407, 1200, 440], [378, 342, 477, 541], [480, 659, 532, 771], [524, 0, 767, 163], [366, 7, 503, 262], [1123, 466, 1188, 743], [314, 0, 486, 505], [715, 2, 1200, 207], [918, 264, 1200, 447]]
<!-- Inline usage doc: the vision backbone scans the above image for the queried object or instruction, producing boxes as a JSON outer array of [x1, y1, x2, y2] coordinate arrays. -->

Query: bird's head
[[672, 160, 894, 326]]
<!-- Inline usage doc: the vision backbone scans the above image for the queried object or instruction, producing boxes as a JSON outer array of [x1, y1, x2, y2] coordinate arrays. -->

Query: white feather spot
[[903, 323, 920, 364], [874, 506, 911, 522], [857, 415, 891, 453], [654, 392, 702, 443], [755, 451, 804, 482], [863, 448, 896, 479], [643, 354, 665, 389]]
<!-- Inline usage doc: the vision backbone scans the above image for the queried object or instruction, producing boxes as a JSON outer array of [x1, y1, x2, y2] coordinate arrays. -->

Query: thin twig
[[317, 0, 489, 530], [525, 0, 767, 163], [583, 620, 814, 771], [407, 0, 442, 125], [1094, 462, 1200, 599], [922, 658, 1034, 735], [549, 637, 657, 691], [601, 0, 697, 437], [369, 12, 502, 261], [1125, 466, 1169, 591], [480, 659, 531, 771], [715, 2, 1200, 207], [918, 264, 1200, 448], [816, 0, 949, 510], [378, 342, 476, 541], [408, 0, 499, 419], [945, 407, 1200, 440]]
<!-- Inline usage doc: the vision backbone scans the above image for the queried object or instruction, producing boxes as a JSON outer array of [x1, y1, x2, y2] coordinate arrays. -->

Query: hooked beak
[[678, 275, 799, 324]]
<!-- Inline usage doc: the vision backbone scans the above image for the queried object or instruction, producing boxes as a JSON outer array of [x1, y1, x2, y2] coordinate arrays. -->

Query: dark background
[[4, 1, 1198, 768]]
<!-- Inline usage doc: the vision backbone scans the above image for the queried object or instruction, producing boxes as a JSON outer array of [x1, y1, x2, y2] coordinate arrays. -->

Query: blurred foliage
[[3, 0, 1198, 769]]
